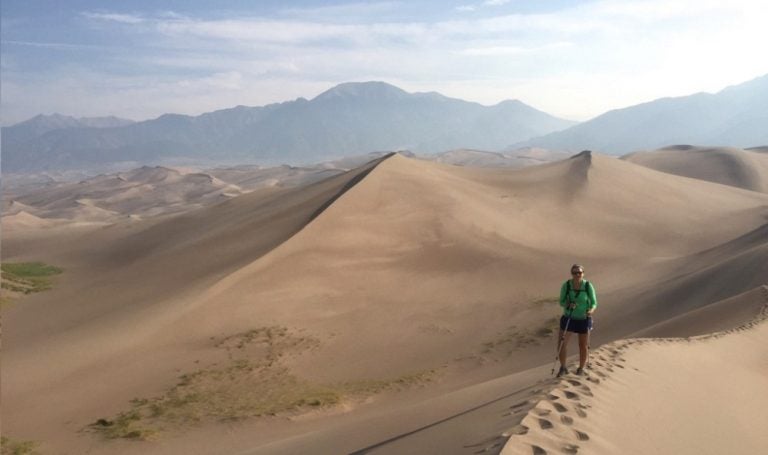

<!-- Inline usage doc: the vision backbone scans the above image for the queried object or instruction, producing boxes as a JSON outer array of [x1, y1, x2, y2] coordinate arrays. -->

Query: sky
[[2, 0, 767, 126]]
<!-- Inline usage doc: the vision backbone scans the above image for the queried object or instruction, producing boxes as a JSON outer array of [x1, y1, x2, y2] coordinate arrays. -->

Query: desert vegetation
[[0, 262, 62, 305], [0, 436, 38, 455], [90, 326, 436, 440]]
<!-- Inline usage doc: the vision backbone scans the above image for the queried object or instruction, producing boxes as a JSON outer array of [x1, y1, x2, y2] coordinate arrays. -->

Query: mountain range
[[3, 75, 766, 173], [516, 74, 768, 153], [1, 82, 574, 172]]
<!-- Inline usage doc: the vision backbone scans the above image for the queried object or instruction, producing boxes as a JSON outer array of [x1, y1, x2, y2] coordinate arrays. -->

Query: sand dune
[[3, 165, 244, 222], [2, 152, 767, 454], [2, 161, 364, 224], [501, 286, 768, 455], [205, 164, 344, 191], [622, 145, 768, 192], [1, 210, 55, 229], [421, 147, 568, 167]]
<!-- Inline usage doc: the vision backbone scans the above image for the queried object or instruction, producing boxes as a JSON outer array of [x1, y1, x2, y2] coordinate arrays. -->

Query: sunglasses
[[571, 271, 583, 275]]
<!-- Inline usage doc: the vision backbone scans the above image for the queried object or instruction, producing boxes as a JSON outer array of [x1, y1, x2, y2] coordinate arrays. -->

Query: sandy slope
[[501, 286, 768, 455], [622, 145, 768, 192], [2, 152, 767, 454], [179, 152, 767, 381], [3, 166, 242, 222]]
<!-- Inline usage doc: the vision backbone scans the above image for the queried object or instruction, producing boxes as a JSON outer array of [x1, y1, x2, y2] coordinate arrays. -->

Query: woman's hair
[[571, 264, 584, 272]]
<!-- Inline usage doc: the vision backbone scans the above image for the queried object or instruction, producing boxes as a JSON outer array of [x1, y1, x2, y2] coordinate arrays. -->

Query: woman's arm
[[559, 281, 568, 309]]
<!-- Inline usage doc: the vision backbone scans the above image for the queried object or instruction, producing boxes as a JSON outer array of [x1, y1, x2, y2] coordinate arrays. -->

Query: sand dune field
[[2, 149, 767, 454], [622, 145, 768, 193]]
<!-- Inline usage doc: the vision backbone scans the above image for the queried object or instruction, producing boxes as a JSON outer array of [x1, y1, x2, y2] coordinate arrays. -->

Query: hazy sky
[[2, 0, 767, 125]]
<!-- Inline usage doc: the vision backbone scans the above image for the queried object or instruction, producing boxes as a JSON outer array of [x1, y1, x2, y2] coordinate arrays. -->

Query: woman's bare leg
[[578, 333, 589, 369]]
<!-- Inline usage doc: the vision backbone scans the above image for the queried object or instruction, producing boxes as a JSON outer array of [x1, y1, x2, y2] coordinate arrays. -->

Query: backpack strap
[[567, 279, 592, 306], [585, 280, 592, 307]]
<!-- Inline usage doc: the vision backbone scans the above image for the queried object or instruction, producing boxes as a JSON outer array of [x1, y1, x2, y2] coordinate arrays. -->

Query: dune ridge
[[501, 286, 768, 455], [622, 145, 768, 193]]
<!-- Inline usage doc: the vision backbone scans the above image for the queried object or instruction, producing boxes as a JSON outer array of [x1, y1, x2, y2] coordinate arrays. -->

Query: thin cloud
[[4, 0, 767, 124], [81, 12, 146, 24], [278, 2, 402, 20], [460, 45, 527, 56], [2, 40, 102, 50]]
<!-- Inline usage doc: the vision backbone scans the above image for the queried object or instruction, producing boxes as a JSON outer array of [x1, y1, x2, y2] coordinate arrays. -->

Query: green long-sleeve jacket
[[559, 279, 597, 320]]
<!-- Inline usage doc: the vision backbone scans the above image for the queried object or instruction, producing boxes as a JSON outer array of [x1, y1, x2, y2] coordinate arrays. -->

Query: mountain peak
[[313, 81, 409, 102]]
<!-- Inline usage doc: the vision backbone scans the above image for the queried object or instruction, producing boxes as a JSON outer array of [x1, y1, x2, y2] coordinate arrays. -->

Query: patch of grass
[[1, 436, 39, 455], [88, 411, 157, 440], [90, 326, 435, 440], [483, 316, 561, 355], [1, 262, 63, 297], [535, 317, 560, 337], [338, 370, 437, 396], [482, 325, 537, 353], [2, 262, 63, 277]]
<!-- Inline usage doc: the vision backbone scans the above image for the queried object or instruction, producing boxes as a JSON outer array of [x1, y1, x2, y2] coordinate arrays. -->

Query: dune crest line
[[501, 285, 768, 455]]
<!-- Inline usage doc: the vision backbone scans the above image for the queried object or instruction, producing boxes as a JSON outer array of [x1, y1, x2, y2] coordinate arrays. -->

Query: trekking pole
[[550, 305, 575, 376], [586, 316, 593, 369]]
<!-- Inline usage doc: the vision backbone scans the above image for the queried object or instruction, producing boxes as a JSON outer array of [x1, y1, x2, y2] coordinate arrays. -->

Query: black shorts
[[560, 315, 593, 334]]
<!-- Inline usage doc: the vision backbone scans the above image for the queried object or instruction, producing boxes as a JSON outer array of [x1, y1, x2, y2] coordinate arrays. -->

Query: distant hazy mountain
[[2, 114, 135, 148], [1, 82, 575, 172], [517, 74, 768, 154]]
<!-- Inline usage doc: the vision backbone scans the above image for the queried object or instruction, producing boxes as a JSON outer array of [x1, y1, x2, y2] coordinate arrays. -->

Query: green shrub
[[1, 436, 39, 455]]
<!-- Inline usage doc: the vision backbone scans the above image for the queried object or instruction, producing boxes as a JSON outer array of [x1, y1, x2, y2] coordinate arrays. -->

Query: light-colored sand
[[422, 147, 568, 167], [501, 287, 768, 455], [622, 145, 768, 193], [2, 152, 767, 454], [2, 165, 243, 222]]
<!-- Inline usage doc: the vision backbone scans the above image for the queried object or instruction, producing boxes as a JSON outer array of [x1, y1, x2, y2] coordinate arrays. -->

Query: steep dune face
[[622, 145, 768, 192], [174, 153, 767, 380], [2, 155, 393, 451], [3, 155, 390, 342]]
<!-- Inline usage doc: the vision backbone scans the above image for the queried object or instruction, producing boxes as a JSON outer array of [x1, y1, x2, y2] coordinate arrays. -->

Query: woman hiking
[[556, 264, 597, 377]]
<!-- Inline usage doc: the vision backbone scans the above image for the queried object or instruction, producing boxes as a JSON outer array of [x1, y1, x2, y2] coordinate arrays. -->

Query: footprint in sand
[[510, 424, 529, 435], [547, 394, 560, 400], [562, 443, 580, 454], [560, 414, 574, 425], [566, 379, 582, 386], [575, 430, 590, 441], [575, 407, 588, 418], [532, 445, 547, 454], [538, 418, 554, 430], [552, 402, 568, 413], [534, 408, 552, 417], [587, 377, 601, 384], [563, 390, 580, 400]]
